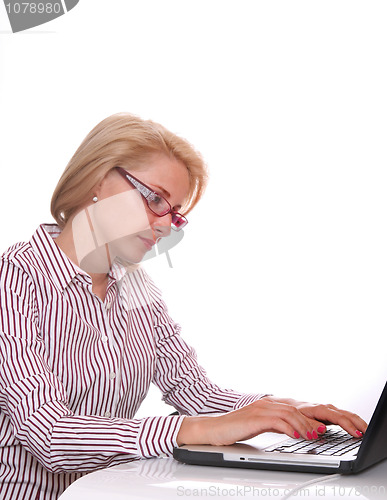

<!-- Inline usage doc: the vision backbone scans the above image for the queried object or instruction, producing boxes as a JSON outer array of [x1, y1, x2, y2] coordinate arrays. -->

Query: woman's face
[[72, 154, 190, 270]]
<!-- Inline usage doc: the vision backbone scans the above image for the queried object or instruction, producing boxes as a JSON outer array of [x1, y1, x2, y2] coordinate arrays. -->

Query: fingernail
[[307, 431, 312, 440], [312, 430, 318, 439], [317, 425, 326, 433], [294, 431, 300, 439], [356, 430, 363, 437]]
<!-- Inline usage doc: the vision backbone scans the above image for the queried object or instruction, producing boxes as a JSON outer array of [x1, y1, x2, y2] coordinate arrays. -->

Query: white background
[[0, 1, 386, 422]]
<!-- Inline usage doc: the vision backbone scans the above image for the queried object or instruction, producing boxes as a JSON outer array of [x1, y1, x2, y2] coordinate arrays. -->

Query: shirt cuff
[[136, 415, 185, 458], [233, 393, 271, 410]]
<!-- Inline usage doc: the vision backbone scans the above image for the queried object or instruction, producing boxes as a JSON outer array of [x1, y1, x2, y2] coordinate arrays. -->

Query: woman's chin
[[111, 236, 157, 265], [115, 247, 151, 265]]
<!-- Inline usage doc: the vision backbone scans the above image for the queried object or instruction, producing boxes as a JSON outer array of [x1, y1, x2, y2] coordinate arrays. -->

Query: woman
[[0, 113, 367, 500]]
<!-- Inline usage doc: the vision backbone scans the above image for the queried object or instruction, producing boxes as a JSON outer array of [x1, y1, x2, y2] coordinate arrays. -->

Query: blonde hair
[[51, 113, 208, 228]]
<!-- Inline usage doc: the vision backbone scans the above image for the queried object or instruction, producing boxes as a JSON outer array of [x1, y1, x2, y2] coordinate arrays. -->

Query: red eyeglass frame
[[114, 166, 188, 231]]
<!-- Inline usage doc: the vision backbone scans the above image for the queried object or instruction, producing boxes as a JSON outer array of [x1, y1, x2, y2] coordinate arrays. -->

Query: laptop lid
[[352, 381, 387, 473]]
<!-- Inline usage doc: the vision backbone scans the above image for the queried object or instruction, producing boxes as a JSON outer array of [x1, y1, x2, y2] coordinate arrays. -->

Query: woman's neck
[[55, 223, 111, 301]]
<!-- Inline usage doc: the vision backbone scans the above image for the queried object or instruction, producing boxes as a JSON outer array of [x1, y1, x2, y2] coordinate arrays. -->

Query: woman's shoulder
[[0, 229, 47, 281], [1, 224, 60, 276], [1, 240, 33, 269], [0, 240, 38, 299]]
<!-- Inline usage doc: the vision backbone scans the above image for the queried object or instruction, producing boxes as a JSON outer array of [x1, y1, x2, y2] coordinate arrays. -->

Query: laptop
[[173, 381, 387, 474]]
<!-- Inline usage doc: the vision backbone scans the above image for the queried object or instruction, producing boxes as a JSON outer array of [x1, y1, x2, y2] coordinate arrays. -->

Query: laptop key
[[264, 429, 361, 456], [334, 443, 361, 456]]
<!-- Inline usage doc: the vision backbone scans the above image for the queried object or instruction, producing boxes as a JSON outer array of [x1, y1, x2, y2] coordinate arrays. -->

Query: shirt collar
[[109, 258, 129, 283], [30, 224, 131, 292], [30, 224, 89, 291]]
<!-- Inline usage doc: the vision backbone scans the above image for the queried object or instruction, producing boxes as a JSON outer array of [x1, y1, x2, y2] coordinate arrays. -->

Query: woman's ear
[[92, 169, 119, 201]]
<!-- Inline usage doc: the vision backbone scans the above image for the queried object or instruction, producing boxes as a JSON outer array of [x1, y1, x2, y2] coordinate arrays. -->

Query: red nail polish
[[317, 425, 326, 433], [356, 430, 363, 437], [312, 430, 318, 439], [294, 431, 300, 439], [307, 431, 312, 440]]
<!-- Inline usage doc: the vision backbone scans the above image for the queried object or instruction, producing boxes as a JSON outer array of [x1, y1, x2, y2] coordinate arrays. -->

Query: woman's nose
[[150, 213, 172, 239]]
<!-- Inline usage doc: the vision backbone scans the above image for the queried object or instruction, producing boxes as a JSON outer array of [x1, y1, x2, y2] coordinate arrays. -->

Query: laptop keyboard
[[264, 428, 362, 456]]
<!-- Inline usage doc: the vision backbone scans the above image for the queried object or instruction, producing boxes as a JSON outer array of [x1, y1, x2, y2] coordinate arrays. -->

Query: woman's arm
[[177, 397, 368, 446]]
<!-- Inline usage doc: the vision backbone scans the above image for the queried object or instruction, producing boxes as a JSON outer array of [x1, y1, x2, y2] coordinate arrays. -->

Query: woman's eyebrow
[[154, 185, 170, 198]]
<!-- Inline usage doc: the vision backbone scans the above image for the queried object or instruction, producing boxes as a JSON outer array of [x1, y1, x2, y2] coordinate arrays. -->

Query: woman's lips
[[138, 236, 155, 250]]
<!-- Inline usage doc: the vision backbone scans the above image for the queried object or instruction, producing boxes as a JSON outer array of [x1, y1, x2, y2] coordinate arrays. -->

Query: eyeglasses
[[115, 166, 188, 231]]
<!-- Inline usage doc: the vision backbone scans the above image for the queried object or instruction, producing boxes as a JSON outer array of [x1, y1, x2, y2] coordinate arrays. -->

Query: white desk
[[59, 456, 387, 500]]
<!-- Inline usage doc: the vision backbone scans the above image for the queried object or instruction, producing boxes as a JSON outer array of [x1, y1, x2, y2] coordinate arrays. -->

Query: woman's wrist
[[176, 416, 213, 446], [261, 395, 299, 406]]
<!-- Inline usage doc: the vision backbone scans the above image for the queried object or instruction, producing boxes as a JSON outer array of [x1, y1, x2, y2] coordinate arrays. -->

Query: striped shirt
[[0, 224, 263, 500]]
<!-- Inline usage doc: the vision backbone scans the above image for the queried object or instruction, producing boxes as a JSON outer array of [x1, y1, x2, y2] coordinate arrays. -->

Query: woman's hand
[[176, 397, 368, 447], [262, 396, 368, 438]]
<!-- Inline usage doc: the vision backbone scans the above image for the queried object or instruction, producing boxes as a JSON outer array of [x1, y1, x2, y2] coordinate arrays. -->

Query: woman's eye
[[152, 195, 163, 205]]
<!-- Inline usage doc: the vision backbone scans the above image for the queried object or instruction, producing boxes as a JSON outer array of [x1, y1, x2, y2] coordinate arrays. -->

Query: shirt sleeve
[[0, 260, 185, 474], [144, 271, 267, 415]]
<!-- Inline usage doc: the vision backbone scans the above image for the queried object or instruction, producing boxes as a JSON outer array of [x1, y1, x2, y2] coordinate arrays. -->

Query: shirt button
[[101, 335, 108, 343], [106, 303, 111, 311], [109, 372, 116, 380], [104, 411, 111, 418]]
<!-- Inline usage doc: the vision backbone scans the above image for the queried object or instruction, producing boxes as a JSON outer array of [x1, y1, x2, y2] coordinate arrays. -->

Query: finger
[[249, 400, 321, 440], [329, 408, 368, 437], [269, 403, 316, 440], [264, 415, 303, 439], [305, 417, 327, 436], [303, 405, 367, 437]]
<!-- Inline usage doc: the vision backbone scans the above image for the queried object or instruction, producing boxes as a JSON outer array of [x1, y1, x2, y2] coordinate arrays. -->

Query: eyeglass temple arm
[[127, 175, 155, 200]]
